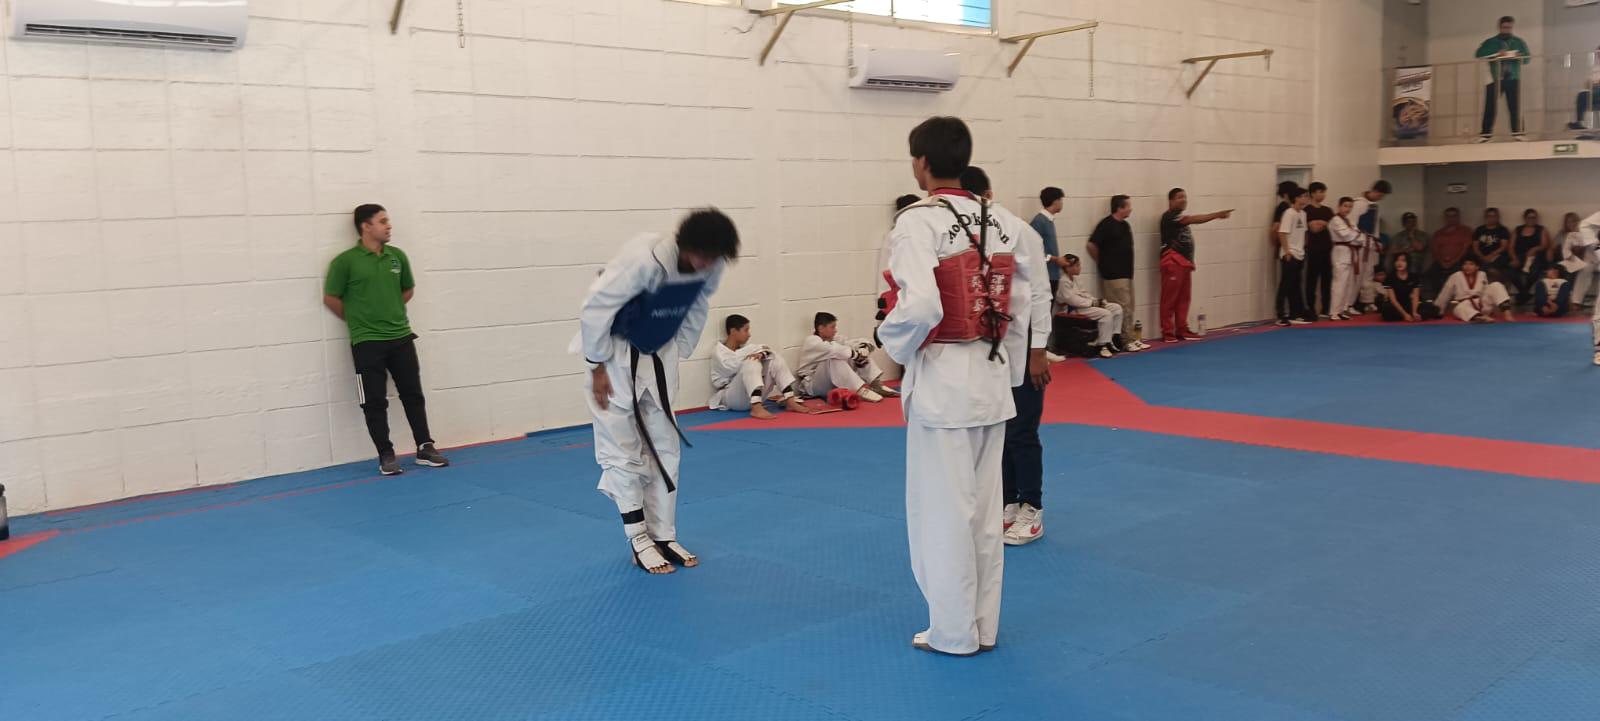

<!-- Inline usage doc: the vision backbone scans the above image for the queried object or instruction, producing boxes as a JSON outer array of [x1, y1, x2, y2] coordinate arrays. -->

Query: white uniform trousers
[[906, 421, 1006, 655], [1330, 246, 1358, 315], [1447, 282, 1512, 322], [1075, 302, 1125, 345], [712, 355, 798, 411], [800, 358, 882, 398], [588, 389, 679, 542]]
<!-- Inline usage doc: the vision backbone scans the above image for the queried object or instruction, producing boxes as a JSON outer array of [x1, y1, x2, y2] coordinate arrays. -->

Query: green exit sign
[[1554, 143, 1579, 155]]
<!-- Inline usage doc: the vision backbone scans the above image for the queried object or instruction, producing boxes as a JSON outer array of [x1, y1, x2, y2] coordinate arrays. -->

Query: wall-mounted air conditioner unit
[[11, 0, 248, 51], [849, 46, 960, 92]]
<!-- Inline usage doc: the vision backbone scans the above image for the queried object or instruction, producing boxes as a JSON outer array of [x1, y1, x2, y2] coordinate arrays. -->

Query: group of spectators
[[1274, 178, 1599, 325]]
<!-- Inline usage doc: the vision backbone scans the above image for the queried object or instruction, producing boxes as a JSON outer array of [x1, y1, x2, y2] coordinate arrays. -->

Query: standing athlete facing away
[[323, 204, 449, 475], [576, 209, 739, 575], [880, 116, 1050, 656]]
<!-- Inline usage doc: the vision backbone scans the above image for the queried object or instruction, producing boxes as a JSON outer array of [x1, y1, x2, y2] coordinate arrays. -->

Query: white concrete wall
[[1485, 159, 1600, 222], [0, 0, 1380, 514]]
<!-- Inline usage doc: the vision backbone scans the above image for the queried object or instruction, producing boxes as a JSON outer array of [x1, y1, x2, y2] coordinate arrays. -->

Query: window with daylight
[[775, 0, 993, 30]]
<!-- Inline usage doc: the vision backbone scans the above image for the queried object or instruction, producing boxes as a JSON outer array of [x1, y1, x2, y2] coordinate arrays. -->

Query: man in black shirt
[[1158, 188, 1232, 341], [1303, 182, 1335, 317], [1087, 194, 1147, 350], [1472, 207, 1512, 276]]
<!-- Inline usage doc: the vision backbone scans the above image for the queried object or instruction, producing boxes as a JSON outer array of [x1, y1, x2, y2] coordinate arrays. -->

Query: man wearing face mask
[[1475, 15, 1531, 142]]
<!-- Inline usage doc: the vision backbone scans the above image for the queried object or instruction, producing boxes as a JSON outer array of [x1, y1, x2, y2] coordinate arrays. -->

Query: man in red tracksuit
[[1157, 187, 1232, 342]]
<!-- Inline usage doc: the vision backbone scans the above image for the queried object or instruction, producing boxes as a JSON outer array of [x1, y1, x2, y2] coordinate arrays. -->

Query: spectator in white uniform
[[1434, 257, 1514, 324], [1056, 254, 1127, 358], [709, 314, 812, 420], [797, 312, 896, 402]]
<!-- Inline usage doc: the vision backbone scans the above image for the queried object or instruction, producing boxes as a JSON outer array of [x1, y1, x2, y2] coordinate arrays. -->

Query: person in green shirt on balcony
[[1475, 15, 1531, 143]]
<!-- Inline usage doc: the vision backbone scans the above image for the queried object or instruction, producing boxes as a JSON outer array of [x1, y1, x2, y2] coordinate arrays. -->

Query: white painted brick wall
[[0, 0, 1379, 514]]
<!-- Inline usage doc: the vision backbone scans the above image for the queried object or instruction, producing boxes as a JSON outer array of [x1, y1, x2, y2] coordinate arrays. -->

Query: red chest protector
[[879, 192, 1014, 358]]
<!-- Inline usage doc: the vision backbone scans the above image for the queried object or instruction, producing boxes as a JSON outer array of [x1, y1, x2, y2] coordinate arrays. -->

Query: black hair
[[1289, 186, 1309, 200], [725, 314, 749, 334], [1111, 194, 1130, 213], [676, 208, 741, 260], [1445, 206, 1461, 214], [1308, 181, 1327, 193], [1276, 181, 1298, 198], [1523, 208, 1538, 218], [813, 312, 836, 331], [1040, 187, 1065, 207], [959, 166, 991, 196], [1063, 253, 1080, 264], [907, 116, 972, 179], [1402, 211, 1417, 220], [895, 194, 921, 212], [353, 204, 385, 234], [1371, 180, 1393, 194], [1485, 207, 1501, 217], [1499, 15, 1514, 25], [1338, 196, 1354, 205], [1168, 187, 1185, 201]]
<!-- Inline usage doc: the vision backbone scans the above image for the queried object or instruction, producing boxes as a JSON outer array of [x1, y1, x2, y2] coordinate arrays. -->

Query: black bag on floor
[[1049, 314, 1100, 358]]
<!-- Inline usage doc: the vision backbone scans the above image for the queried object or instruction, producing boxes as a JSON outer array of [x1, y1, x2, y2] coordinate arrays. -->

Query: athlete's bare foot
[[656, 540, 699, 568], [750, 403, 777, 421], [785, 397, 816, 414], [632, 537, 676, 575]]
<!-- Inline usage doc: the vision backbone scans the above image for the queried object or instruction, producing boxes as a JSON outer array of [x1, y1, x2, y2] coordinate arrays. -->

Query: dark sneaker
[[379, 451, 402, 476], [416, 442, 450, 468]]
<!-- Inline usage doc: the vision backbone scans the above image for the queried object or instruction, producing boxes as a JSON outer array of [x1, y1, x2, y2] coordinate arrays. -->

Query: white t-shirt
[[1278, 207, 1308, 260]]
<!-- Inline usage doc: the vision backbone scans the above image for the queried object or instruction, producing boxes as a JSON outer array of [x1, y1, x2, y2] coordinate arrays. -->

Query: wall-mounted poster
[[1392, 65, 1432, 140]]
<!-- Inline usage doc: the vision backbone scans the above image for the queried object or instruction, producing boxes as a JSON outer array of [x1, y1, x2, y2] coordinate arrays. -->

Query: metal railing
[[1384, 52, 1600, 146]]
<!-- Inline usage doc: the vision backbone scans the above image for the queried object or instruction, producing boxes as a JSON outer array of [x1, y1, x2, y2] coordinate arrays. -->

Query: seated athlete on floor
[[1535, 266, 1574, 318], [1379, 254, 1431, 322], [1434, 257, 1514, 324], [709, 314, 812, 420], [797, 312, 897, 402]]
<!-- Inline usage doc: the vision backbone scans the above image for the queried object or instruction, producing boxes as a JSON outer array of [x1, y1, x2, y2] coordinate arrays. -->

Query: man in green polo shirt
[[1475, 15, 1532, 142], [324, 204, 448, 475]]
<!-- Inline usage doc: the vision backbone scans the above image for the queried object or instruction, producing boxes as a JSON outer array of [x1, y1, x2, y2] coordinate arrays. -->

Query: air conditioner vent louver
[[861, 78, 956, 91], [11, 0, 247, 51], [24, 24, 235, 48]]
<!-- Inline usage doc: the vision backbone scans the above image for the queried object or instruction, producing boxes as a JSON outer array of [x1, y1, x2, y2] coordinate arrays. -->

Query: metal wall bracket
[[756, 0, 853, 66], [1000, 21, 1098, 78], [1182, 49, 1273, 98]]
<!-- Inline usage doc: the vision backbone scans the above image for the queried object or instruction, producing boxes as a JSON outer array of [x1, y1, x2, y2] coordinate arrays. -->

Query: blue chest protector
[[1357, 204, 1380, 237], [610, 278, 707, 354], [606, 275, 706, 493]]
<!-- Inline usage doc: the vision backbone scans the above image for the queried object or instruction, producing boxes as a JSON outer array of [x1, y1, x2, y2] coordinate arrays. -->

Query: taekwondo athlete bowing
[[878, 117, 1051, 656], [574, 209, 739, 575]]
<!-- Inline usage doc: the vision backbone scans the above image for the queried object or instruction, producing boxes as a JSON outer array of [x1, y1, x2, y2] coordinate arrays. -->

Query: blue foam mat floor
[[3, 324, 1599, 721]]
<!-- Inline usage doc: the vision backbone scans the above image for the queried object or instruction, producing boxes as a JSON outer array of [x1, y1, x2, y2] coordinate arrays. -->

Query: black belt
[[628, 346, 691, 493]]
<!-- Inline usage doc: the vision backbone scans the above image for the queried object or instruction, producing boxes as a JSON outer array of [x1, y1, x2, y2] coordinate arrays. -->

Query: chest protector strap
[[879, 196, 1014, 361]]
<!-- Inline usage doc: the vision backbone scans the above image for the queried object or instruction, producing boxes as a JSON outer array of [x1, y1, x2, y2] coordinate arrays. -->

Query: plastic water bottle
[[1196, 312, 1208, 336], [0, 483, 9, 541], [1133, 320, 1144, 343]]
